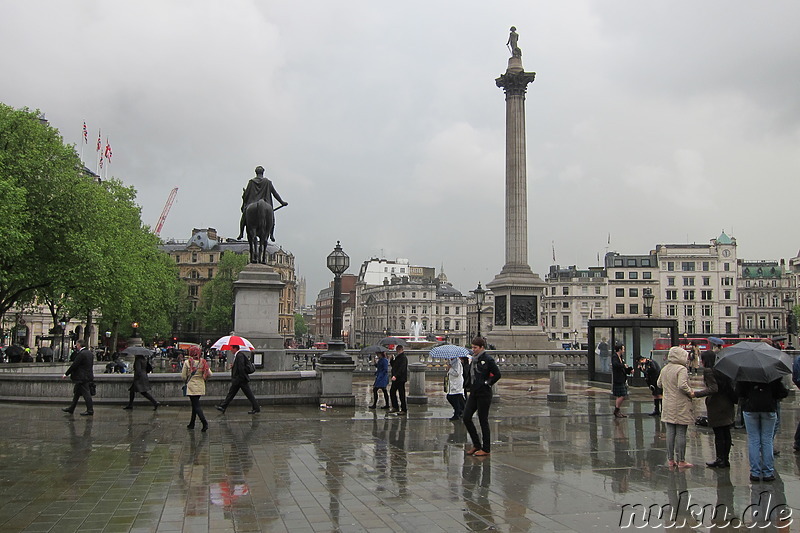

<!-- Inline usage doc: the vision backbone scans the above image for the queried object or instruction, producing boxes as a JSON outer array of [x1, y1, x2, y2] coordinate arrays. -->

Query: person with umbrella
[[368, 350, 390, 409], [693, 338, 735, 468], [429, 344, 471, 420], [122, 347, 161, 410], [657, 346, 696, 469], [216, 342, 260, 415], [736, 377, 789, 482], [389, 345, 408, 414]]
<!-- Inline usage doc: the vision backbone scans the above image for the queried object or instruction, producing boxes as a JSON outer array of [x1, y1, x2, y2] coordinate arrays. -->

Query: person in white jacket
[[445, 356, 465, 421]]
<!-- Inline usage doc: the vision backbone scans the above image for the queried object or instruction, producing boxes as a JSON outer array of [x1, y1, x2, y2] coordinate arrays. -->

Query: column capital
[[496, 70, 536, 96]]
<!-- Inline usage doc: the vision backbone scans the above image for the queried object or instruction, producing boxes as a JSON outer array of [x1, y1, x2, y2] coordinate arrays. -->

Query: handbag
[[89, 382, 96, 396]]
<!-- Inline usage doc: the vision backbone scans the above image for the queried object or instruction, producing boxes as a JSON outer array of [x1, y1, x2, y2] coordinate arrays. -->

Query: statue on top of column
[[507, 26, 522, 58]]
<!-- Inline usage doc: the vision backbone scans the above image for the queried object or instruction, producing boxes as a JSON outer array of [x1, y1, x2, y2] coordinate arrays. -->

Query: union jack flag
[[96, 130, 101, 152], [104, 140, 112, 162], [82, 122, 87, 144]]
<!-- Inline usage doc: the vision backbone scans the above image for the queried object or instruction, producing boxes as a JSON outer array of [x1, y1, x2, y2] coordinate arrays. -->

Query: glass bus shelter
[[588, 318, 678, 383]]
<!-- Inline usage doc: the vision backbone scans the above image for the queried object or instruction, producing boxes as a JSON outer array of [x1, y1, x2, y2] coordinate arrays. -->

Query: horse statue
[[243, 199, 274, 264]]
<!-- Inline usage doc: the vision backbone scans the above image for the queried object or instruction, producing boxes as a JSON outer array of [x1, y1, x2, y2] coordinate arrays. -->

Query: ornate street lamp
[[784, 295, 795, 348], [643, 289, 655, 318], [472, 282, 486, 339], [104, 330, 111, 355], [321, 241, 351, 364], [59, 316, 67, 362]]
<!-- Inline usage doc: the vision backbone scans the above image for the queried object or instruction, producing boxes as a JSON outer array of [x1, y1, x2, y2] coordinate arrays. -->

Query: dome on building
[[437, 282, 462, 297], [716, 231, 733, 245]]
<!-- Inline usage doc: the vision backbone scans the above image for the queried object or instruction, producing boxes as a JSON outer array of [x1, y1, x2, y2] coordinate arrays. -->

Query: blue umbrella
[[429, 345, 471, 360]]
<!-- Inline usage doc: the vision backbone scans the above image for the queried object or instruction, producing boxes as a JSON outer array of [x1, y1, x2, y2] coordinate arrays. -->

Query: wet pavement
[[0, 376, 798, 532]]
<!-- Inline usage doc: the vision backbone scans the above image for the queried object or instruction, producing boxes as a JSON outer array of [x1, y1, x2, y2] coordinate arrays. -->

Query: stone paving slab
[[0, 376, 797, 532]]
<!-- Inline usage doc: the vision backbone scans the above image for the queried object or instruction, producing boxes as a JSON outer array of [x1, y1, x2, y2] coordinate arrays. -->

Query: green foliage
[[198, 252, 248, 333], [0, 103, 181, 338], [294, 313, 307, 338]]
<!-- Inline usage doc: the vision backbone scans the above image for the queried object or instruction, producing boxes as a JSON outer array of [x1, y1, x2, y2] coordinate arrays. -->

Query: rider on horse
[[238, 166, 288, 241]]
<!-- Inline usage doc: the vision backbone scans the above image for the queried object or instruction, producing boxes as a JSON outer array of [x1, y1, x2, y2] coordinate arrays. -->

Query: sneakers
[[749, 475, 761, 482]]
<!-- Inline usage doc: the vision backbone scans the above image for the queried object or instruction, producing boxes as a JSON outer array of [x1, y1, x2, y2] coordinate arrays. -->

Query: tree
[[0, 103, 182, 342], [197, 252, 248, 334], [294, 313, 308, 339]]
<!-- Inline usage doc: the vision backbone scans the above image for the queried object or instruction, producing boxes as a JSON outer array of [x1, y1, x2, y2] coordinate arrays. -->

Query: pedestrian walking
[[736, 377, 788, 482], [693, 341, 735, 468], [368, 352, 390, 409], [688, 341, 701, 376], [182, 346, 211, 431], [61, 340, 94, 416], [389, 345, 408, 414], [657, 346, 696, 469], [612, 344, 632, 418], [638, 355, 662, 416], [463, 337, 501, 457], [216, 345, 260, 414], [123, 352, 161, 410], [445, 356, 466, 421]]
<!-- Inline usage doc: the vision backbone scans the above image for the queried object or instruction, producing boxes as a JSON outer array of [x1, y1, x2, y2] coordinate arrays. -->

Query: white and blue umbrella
[[429, 345, 471, 360]]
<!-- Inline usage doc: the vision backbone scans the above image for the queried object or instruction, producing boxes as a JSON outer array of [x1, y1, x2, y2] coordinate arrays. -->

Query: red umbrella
[[211, 335, 255, 351]]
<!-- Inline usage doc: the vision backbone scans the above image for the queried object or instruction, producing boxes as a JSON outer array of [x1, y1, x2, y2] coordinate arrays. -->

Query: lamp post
[[784, 295, 795, 348], [572, 329, 578, 349], [321, 241, 351, 364], [104, 330, 111, 357], [472, 282, 486, 339], [643, 289, 655, 318], [59, 316, 67, 362], [283, 325, 289, 348]]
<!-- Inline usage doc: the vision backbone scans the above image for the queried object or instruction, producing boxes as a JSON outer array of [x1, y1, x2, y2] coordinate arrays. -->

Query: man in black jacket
[[463, 337, 501, 457], [62, 340, 94, 416], [216, 345, 260, 414], [389, 346, 408, 414]]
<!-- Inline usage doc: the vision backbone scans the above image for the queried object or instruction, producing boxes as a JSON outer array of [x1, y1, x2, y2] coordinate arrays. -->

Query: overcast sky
[[2, 1, 799, 303]]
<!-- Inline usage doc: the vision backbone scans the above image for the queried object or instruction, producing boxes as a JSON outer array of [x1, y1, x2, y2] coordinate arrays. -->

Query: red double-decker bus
[[653, 337, 772, 351]]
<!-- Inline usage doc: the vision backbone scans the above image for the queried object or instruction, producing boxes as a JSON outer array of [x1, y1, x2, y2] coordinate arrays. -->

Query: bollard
[[547, 362, 568, 402], [407, 362, 428, 404]]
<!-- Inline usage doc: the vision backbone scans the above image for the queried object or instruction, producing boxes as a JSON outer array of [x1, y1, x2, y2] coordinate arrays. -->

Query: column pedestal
[[233, 263, 288, 370], [318, 363, 356, 406], [406, 363, 428, 404]]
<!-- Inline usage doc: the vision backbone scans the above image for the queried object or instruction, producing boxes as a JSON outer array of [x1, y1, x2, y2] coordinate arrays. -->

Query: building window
[[681, 262, 695, 271], [642, 259, 651, 267], [725, 306, 732, 317], [189, 285, 198, 297], [615, 304, 625, 314], [667, 304, 677, 317], [683, 277, 695, 286], [595, 287, 601, 295], [702, 261, 710, 271], [562, 286, 569, 295], [724, 290, 732, 299], [725, 322, 732, 334], [724, 262, 731, 271], [773, 317, 781, 330], [684, 305, 694, 316], [702, 277, 711, 286], [667, 262, 675, 271], [455, 320, 460, 330], [759, 316, 766, 329], [412, 292, 416, 298], [627, 259, 637, 266], [401, 305, 406, 314], [628, 272, 638, 279], [629, 288, 639, 297], [746, 297, 753, 307], [562, 315, 570, 327], [702, 320, 712, 334], [683, 290, 695, 300], [615, 272, 624, 280], [722, 277, 734, 286], [629, 304, 639, 314], [562, 302, 569, 309], [701, 305, 712, 317], [643, 272, 652, 280], [614, 258, 623, 267], [190, 270, 200, 279], [701, 290, 713, 300], [615, 288, 624, 297], [191, 252, 198, 263], [444, 306, 450, 314], [745, 316, 753, 329], [685, 321, 695, 334], [411, 305, 416, 314], [772, 296, 779, 307], [758, 297, 765, 307], [666, 290, 677, 300], [667, 277, 675, 286]]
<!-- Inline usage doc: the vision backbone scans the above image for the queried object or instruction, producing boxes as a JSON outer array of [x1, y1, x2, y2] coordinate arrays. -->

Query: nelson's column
[[486, 27, 555, 350]]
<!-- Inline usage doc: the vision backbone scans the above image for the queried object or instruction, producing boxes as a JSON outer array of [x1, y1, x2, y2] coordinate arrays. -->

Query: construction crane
[[154, 187, 178, 236]]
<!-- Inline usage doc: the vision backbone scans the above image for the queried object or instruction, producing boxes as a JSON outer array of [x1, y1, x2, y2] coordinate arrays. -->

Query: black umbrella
[[360, 345, 388, 355], [122, 346, 153, 358], [714, 341, 792, 384], [378, 337, 408, 347]]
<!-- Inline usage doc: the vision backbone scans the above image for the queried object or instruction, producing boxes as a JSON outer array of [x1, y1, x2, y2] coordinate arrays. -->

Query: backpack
[[244, 355, 256, 374]]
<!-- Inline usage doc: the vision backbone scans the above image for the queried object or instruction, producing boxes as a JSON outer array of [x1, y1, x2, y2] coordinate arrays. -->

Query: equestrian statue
[[237, 165, 288, 264]]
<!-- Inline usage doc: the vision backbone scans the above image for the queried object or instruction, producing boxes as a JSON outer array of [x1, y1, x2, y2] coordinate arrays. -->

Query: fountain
[[406, 321, 437, 350]]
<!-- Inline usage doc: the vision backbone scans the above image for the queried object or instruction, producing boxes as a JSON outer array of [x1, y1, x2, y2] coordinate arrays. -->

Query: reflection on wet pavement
[[0, 376, 797, 531]]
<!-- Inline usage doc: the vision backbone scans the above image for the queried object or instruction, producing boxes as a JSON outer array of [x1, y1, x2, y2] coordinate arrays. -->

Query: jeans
[[599, 357, 610, 373], [463, 391, 492, 452], [446, 393, 465, 418], [743, 411, 777, 478], [665, 423, 688, 462]]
